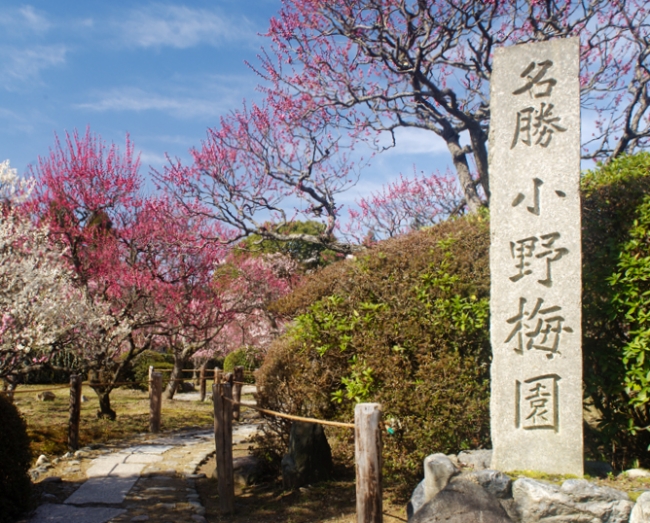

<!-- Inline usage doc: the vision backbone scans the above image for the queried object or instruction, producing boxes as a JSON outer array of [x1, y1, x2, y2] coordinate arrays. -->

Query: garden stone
[[233, 455, 264, 486], [513, 477, 633, 523], [411, 479, 513, 523], [423, 453, 459, 501], [36, 454, 51, 466], [630, 491, 650, 523], [626, 469, 650, 479], [37, 391, 56, 401], [407, 480, 426, 520], [466, 469, 512, 499], [457, 449, 493, 471], [281, 421, 332, 490]]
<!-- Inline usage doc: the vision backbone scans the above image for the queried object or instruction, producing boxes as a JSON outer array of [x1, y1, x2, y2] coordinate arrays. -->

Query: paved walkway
[[25, 406, 260, 523]]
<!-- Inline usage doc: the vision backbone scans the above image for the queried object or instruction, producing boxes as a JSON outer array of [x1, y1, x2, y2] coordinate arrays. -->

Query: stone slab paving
[[26, 423, 261, 523]]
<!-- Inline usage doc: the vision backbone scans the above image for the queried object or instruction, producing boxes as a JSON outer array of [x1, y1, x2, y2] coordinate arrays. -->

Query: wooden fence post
[[199, 365, 207, 402], [213, 375, 234, 514], [355, 403, 383, 523], [68, 374, 83, 451], [149, 372, 163, 433], [232, 366, 244, 421], [148, 365, 154, 394]]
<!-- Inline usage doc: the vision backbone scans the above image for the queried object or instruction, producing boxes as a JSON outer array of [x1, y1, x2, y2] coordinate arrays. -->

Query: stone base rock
[[411, 479, 513, 523], [281, 421, 332, 490]]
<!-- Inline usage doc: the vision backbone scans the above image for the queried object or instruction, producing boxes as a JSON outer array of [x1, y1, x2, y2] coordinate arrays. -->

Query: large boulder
[[281, 421, 332, 490], [408, 453, 460, 519], [630, 491, 650, 523], [513, 477, 633, 523], [411, 479, 513, 523]]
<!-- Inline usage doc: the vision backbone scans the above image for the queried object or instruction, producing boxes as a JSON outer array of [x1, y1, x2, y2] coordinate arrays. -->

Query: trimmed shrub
[[129, 350, 175, 390], [224, 347, 262, 382], [0, 393, 31, 523], [256, 214, 491, 491]]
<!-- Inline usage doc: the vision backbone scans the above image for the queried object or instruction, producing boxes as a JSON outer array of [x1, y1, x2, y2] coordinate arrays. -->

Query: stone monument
[[489, 38, 583, 475]]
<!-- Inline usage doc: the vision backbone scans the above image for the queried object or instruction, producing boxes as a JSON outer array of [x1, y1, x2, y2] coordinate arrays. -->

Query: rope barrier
[[222, 395, 355, 429]]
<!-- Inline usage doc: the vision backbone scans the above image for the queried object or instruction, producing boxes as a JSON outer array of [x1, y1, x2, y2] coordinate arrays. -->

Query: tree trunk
[[165, 354, 187, 400], [96, 390, 116, 420]]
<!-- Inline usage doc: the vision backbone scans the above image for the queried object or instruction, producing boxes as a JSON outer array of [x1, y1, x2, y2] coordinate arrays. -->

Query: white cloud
[[76, 85, 238, 119], [0, 6, 51, 35], [381, 127, 449, 156], [118, 4, 255, 49], [0, 45, 67, 86], [18, 5, 51, 33]]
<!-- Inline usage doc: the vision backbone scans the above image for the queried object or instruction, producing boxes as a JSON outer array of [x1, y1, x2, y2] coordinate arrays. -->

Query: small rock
[[627, 469, 650, 479], [423, 454, 459, 501], [61, 452, 73, 459], [457, 449, 492, 471], [37, 391, 56, 401], [130, 516, 149, 522], [184, 473, 206, 480], [41, 493, 57, 501], [630, 491, 650, 523], [74, 450, 90, 458], [35, 455, 50, 467], [466, 469, 512, 499]]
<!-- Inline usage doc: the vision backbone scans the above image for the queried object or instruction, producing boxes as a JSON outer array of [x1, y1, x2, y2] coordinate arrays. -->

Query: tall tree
[[257, 0, 649, 210], [0, 160, 107, 387]]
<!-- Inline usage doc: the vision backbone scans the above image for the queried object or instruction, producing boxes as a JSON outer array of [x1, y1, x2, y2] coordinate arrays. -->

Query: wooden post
[[213, 376, 234, 514], [148, 365, 154, 394], [199, 365, 207, 402], [232, 366, 244, 421], [68, 374, 83, 451], [355, 403, 382, 523], [149, 372, 163, 433]]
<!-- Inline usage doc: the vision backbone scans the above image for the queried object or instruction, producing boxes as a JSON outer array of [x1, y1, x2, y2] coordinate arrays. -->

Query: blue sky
[[0, 1, 450, 207]]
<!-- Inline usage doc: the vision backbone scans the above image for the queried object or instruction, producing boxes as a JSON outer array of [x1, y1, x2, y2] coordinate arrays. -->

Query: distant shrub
[[255, 214, 492, 490], [224, 347, 262, 381], [130, 351, 175, 390], [0, 393, 31, 523]]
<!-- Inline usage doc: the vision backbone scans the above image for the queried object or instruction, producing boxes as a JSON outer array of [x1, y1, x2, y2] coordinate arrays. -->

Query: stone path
[[25, 420, 261, 523]]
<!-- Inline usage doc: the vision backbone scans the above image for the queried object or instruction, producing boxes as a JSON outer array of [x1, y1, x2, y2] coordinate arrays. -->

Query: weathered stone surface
[[512, 477, 633, 523], [423, 453, 459, 501], [466, 469, 512, 499], [458, 449, 493, 471], [233, 455, 264, 486], [407, 480, 426, 521], [489, 37, 583, 476], [281, 421, 332, 490], [411, 479, 513, 523], [630, 491, 650, 523], [626, 468, 650, 479]]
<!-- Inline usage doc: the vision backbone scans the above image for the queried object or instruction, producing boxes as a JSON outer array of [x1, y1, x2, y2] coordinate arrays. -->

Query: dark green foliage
[[0, 393, 31, 523], [236, 220, 341, 268], [129, 350, 175, 390], [256, 215, 491, 491], [582, 152, 650, 468], [223, 347, 261, 375]]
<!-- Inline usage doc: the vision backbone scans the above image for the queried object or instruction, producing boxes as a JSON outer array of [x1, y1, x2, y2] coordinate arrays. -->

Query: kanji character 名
[[513, 60, 557, 98]]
